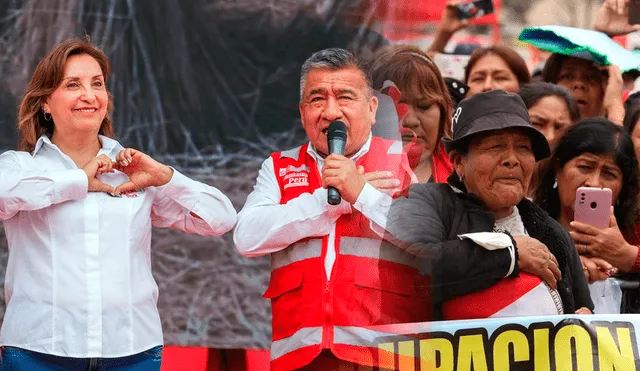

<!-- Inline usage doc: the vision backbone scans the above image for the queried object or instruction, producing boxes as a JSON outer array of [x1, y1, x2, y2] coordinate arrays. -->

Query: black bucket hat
[[442, 89, 551, 161]]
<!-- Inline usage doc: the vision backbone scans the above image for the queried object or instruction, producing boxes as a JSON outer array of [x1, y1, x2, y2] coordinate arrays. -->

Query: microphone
[[327, 120, 347, 205]]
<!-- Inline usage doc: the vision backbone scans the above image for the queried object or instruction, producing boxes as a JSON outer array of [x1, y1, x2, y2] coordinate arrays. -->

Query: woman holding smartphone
[[535, 119, 640, 311], [0, 38, 237, 370]]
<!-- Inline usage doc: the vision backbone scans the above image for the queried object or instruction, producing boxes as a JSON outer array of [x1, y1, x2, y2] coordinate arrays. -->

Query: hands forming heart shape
[[82, 148, 174, 196]]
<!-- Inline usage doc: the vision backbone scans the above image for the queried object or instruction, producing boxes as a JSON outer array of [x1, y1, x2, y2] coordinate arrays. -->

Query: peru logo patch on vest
[[281, 164, 310, 189]]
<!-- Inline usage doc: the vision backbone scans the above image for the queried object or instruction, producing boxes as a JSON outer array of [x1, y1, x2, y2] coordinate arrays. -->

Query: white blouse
[[0, 135, 236, 358]]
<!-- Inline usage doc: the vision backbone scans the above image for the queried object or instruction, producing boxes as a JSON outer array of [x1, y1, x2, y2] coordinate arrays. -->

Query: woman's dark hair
[[541, 53, 567, 84], [623, 91, 640, 136], [464, 46, 531, 87], [541, 53, 606, 85], [518, 82, 580, 123], [535, 118, 639, 234]]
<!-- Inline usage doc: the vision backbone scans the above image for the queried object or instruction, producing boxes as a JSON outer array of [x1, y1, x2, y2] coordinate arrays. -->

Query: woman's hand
[[428, 0, 468, 53], [514, 235, 562, 289], [580, 255, 613, 283], [439, 0, 469, 35], [570, 207, 638, 271], [82, 154, 116, 194], [113, 148, 173, 195], [594, 0, 640, 36], [575, 307, 593, 314], [358, 166, 401, 196], [600, 64, 625, 125]]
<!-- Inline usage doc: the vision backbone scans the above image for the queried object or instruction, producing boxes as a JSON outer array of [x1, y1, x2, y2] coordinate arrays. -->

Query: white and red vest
[[265, 137, 430, 371]]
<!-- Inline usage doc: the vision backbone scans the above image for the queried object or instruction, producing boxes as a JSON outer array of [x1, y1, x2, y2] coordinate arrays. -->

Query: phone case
[[574, 187, 612, 229], [629, 0, 640, 25], [457, 0, 494, 20]]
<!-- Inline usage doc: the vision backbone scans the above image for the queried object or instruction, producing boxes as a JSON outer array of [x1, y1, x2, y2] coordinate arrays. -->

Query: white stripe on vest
[[270, 326, 323, 360], [271, 239, 322, 270]]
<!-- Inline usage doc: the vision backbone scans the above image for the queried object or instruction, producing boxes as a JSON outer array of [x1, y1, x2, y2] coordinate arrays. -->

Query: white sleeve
[[0, 151, 88, 221], [233, 156, 351, 257], [458, 232, 516, 277], [352, 182, 392, 236], [151, 168, 237, 236]]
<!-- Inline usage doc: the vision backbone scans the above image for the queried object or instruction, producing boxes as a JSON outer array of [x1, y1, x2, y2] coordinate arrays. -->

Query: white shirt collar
[[32, 134, 122, 157], [32, 134, 51, 156], [306, 133, 373, 164]]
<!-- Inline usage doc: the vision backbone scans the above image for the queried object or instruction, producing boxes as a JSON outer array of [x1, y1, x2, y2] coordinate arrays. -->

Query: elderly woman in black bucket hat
[[386, 89, 593, 320]]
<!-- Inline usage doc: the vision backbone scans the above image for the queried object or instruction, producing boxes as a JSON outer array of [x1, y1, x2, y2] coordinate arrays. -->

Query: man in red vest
[[234, 48, 427, 370]]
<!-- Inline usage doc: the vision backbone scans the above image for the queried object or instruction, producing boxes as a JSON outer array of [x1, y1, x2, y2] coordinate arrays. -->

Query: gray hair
[[299, 48, 373, 101]]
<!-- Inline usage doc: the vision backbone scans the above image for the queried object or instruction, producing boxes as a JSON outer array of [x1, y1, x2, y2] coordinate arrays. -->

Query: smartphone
[[629, 0, 640, 25], [574, 187, 612, 229], [456, 0, 494, 20]]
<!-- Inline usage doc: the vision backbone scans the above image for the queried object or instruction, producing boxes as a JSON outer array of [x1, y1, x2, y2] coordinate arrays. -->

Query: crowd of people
[[2, 0, 640, 370]]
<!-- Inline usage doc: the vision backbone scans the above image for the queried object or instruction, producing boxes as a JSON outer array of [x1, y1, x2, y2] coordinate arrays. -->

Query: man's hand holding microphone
[[322, 121, 367, 204], [322, 120, 402, 204]]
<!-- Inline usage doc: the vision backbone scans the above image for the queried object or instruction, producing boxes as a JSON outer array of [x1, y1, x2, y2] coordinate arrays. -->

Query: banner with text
[[369, 314, 640, 371]]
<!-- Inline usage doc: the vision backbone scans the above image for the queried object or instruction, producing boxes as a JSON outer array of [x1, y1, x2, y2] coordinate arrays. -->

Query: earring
[[43, 111, 51, 121], [552, 178, 558, 189], [459, 173, 464, 183]]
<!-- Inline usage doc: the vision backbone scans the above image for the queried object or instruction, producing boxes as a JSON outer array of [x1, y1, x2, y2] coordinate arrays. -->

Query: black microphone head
[[328, 121, 347, 141]]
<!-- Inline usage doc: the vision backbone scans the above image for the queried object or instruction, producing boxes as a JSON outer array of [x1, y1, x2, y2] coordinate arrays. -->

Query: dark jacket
[[385, 173, 594, 320]]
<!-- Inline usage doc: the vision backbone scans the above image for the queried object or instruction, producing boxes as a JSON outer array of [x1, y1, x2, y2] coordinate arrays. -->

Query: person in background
[[0, 38, 237, 370], [591, 0, 639, 125], [518, 83, 580, 197], [594, 0, 640, 39], [386, 90, 593, 321], [444, 77, 469, 107], [535, 119, 640, 312], [541, 55, 625, 125], [234, 48, 426, 371], [427, 0, 474, 56], [425, 0, 530, 97], [369, 45, 454, 184], [623, 70, 640, 91], [518, 83, 580, 149], [623, 91, 640, 162], [464, 46, 531, 97]]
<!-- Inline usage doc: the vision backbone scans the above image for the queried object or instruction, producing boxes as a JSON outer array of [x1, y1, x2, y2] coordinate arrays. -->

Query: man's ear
[[299, 102, 306, 129], [368, 94, 379, 126], [450, 150, 465, 178]]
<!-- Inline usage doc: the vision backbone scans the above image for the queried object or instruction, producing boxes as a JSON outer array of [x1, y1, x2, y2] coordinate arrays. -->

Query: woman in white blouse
[[0, 38, 237, 370]]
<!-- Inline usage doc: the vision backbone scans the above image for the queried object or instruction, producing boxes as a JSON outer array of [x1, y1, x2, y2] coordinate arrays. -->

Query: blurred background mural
[[0, 0, 628, 350]]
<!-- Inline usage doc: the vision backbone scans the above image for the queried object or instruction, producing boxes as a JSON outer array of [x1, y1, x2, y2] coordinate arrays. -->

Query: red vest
[[401, 141, 452, 189], [430, 143, 453, 184], [264, 137, 430, 371]]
